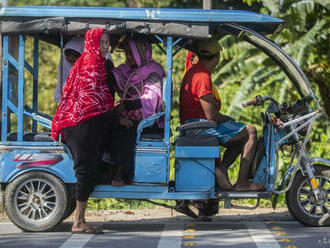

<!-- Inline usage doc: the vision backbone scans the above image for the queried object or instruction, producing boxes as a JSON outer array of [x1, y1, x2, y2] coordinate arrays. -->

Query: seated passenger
[[55, 37, 84, 103], [110, 36, 165, 185], [179, 39, 264, 191]]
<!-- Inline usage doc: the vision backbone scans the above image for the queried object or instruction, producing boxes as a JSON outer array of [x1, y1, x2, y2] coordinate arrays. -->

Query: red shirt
[[180, 63, 214, 123]]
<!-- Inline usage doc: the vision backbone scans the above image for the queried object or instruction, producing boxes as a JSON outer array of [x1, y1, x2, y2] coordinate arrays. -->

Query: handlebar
[[242, 95, 268, 108], [242, 95, 313, 116], [242, 98, 257, 107]]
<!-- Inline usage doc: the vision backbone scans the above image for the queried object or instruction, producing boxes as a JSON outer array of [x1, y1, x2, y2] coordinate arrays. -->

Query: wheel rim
[[297, 176, 330, 218], [14, 179, 58, 222]]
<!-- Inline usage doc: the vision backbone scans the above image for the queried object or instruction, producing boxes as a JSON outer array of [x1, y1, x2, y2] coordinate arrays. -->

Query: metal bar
[[277, 113, 322, 145], [164, 36, 173, 182], [280, 111, 319, 128], [172, 37, 182, 47], [173, 40, 188, 57], [296, 120, 314, 168], [164, 36, 172, 146], [1, 36, 9, 141], [17, 34, 25, 142], [24, 60, 33, 74], [154, 42, 166, 55], [6, 53, 19, 69], [203, 0, 212, 9], [32, 35, 39, 132], [7, 100, 17, 113], [0, 144, 62, 150], [135, 147, 167, 153], [154, 35, 163, 43]]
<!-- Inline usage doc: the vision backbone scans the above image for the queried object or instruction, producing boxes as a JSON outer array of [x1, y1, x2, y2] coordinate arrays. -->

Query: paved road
[[1, 220, 330, 248]]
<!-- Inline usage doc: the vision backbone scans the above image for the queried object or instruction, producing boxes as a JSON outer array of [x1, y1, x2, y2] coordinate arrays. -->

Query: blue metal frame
[[1, 36, 9, 141], [1, 34, 56, 146], [32, 35, 39, 133], [164, 36, 173, 165], [17, 35, 25, 142]]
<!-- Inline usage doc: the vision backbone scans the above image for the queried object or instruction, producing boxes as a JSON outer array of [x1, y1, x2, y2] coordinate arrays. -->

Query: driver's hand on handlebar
[[242, 95, 263, 107], [242, 99, 256, 107], [272, 117, 284, 127]]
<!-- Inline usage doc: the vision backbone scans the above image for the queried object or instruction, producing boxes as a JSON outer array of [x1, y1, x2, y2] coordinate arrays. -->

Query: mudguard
[[0, 150, 76, 183]]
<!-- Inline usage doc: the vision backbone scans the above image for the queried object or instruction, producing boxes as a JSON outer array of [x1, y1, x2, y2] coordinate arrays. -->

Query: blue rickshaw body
[[0, 7, 329, 231], [0, 6, 285, 201]]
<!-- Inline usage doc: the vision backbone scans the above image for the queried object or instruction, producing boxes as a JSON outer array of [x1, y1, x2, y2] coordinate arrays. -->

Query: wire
[[191, 158, 216, 176]]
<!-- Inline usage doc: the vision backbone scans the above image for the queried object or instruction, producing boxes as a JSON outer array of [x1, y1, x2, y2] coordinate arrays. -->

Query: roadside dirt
[[0, 207, 293, 223]]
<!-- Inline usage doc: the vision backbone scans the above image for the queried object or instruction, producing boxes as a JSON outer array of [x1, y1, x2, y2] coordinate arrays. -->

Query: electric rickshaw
[[0, 6, 329, 232]]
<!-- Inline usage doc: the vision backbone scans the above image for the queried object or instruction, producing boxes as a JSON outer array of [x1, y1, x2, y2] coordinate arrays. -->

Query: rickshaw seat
[[7, 132, 53, 142], [140, 126, 164, 141], [136, 112, 165, 142], [176, 121, 219, 146], [175, 135, 218, 147]]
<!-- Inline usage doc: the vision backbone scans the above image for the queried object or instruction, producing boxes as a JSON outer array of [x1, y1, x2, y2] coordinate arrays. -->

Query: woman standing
[[52, 28, 116, 234]]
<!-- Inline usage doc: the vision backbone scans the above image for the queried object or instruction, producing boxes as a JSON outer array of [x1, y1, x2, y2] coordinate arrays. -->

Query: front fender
[[310, 157, 330, 166], [277, 157, 330, 193]]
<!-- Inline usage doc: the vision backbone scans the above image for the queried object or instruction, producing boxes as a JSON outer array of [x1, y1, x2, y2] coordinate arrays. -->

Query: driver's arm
[[200, 93, 233, 123]]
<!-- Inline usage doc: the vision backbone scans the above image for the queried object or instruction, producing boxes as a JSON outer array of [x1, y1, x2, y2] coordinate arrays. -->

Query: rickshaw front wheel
[[4, 171, 68, 232], [286, 164, 330, 227]]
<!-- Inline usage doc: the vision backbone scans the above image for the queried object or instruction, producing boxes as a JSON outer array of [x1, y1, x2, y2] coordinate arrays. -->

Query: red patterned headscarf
[[51, 28, 114, 141]]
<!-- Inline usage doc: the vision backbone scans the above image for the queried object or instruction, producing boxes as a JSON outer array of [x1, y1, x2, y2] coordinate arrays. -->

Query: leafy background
[[4, 0, 329, 209]]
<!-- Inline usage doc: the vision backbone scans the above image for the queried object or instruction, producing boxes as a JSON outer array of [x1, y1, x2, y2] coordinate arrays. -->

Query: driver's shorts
[[184, 118, 246, 145]]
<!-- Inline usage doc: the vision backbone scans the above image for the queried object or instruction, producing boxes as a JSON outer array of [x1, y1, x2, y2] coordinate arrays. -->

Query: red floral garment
[[51, 28, 114, 141]]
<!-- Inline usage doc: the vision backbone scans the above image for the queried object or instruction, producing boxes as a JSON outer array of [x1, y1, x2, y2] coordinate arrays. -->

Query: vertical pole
[[17, 34, 25, 142], [203, 0, 212, 9], [1, 36, 9, 141], [0, 33, 2, 131], [32, 35, 39, 133], [165, 36, 173, 181]]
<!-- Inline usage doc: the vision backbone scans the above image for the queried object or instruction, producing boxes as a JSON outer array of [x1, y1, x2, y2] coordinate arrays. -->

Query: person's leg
[[232, 125, 264, 190], [215, 128, 248, 190], [72, 200, 87, 230], [215, 159, 233, 190], [110, 124, 137, 185], [63, 118, 106, 233]]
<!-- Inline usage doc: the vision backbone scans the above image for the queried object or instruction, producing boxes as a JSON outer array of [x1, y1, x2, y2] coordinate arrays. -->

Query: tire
[[4, 171, 68, 232], [63, 184, 76, 220], [286, 164, 330, 227]]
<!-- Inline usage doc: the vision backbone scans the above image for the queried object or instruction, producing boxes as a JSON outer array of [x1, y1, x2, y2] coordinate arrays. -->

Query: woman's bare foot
[[234, 182, 265, 191], [72, 223, 103, 234], [215, 167, 233, 190], [111, 177, 125, 186], [111, 166, 125, 186]]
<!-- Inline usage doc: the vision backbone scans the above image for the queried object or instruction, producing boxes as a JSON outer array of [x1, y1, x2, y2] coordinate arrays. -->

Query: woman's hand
[[119, 117, 133, 128]]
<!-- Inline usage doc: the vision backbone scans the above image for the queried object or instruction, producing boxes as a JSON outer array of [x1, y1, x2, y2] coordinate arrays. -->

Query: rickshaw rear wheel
[[4, 171, 68, 232], [63, 184, 76, 220], [286, 164, 330, 227]]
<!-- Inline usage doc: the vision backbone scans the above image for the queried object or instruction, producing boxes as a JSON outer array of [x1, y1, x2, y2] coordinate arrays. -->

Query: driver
[[179, 39, 265, 191]]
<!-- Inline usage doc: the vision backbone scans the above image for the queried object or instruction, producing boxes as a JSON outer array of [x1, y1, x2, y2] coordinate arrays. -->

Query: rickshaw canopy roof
[[0, 6, 284, 42]]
